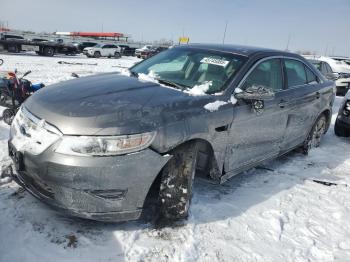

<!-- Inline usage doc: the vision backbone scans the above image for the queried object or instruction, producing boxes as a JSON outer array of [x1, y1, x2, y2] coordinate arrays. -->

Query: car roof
[[175, 43, 293, 57]]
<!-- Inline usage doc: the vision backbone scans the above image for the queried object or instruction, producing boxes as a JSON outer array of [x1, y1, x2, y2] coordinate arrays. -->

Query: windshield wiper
[[157, 79, 188, 91]]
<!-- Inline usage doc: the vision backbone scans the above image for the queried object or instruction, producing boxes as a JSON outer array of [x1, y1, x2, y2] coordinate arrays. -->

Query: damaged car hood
[[24, 73, 208, 135]]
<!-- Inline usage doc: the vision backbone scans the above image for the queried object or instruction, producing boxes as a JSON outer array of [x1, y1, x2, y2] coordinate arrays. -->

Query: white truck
[[83, 43, 122, 58]]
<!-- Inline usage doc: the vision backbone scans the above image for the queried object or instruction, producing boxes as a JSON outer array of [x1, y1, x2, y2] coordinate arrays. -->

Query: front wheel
[[302, 114, 327, 154], [43, 47, 54, 57], [158, 142, 198, 221], [114, 52, 121, 59], [94, 51, 101, 58]]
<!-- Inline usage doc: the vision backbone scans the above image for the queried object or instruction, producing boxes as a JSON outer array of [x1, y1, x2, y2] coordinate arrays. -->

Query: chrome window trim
[[237, 55, 323, 92], [21, 106, 62, 136]]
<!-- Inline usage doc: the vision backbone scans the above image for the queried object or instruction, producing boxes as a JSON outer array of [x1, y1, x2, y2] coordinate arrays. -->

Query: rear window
[[305, 66, 318, 84]]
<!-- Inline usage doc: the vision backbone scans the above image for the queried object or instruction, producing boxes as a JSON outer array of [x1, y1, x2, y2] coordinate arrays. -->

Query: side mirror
[[234, 85, 275, 101], [326, 72, 338, 81]]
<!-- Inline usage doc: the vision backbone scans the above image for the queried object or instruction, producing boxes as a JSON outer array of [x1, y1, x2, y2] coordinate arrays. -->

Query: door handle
[[278, 99, 288, 108]]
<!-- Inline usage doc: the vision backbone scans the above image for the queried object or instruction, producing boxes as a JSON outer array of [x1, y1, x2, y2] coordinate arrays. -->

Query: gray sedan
[[8, 44, 335, 222]]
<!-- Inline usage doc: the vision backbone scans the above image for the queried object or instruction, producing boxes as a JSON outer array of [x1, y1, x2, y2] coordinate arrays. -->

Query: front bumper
[[9, 143, 171, 222]]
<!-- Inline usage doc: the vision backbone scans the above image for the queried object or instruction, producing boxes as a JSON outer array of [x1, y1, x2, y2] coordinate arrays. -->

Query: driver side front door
[[225, 58, 289, 175]]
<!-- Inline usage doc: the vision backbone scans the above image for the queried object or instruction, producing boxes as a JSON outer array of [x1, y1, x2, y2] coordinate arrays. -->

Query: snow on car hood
[[23, 73, 200, 136]]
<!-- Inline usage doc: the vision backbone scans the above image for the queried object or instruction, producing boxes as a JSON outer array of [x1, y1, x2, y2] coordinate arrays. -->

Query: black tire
[[159, 142, 198, 221], [334, 120, 349, 137], [43, 47, 55, 57], [8, 45, 19, 53], [2, 109, 15, 125], [302, 114, 327, 154], [94, 51, 101, 58], [114, 52, 121, 59]]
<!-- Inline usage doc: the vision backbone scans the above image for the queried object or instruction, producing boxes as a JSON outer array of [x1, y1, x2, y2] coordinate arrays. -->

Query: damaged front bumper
[[9, 143, 171, 222]]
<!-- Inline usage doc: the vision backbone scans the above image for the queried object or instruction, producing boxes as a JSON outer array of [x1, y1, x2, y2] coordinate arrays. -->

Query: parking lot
[[0, 53, 350, 262]]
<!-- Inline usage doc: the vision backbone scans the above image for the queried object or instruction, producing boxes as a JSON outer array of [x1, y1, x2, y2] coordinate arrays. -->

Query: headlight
[[55, 132, 156, 156], [343, 100, 350, 116]]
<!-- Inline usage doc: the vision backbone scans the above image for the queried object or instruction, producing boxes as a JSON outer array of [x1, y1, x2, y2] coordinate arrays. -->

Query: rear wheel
[[158, 142, 198, 221], [43, 47, 54, 57], [302, 114, 327, 154], [94, 51, 101, 58], [8, 45, 19, 53]]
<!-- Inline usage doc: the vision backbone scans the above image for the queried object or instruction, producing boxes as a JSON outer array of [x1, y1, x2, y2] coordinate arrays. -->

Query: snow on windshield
[[185, 81, 212, 96]]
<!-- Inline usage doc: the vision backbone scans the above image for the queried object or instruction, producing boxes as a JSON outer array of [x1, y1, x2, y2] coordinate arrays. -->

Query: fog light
[[343, 109, 350, 116]]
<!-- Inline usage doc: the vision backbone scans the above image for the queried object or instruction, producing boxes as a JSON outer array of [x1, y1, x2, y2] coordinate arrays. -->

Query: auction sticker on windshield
[[200, 57, 229, 67]]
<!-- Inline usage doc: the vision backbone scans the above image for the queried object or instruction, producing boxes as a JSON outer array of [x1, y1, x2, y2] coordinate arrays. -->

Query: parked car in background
[[335, 92, 350, 137], [83, 43, 122, 58], [76, 41, 97, 52], [0, 34, 24, 41], [31, 38, 49, 43], [118, 44, 136, 56], [8, 44, 335, 222], [305, 55, 350, 96], [331, 56, 350, 66], [145, 46, 168, 59], [135, 45, 154, 58]]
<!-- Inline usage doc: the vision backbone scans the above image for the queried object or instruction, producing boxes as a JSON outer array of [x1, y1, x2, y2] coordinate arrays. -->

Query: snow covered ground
[[0, 53, 350, 262]]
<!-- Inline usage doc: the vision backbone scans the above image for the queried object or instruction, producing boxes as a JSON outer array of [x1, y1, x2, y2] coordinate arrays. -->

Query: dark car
[[8, 44, 335, 222], [139, 46, 168, 59], [0, 34, 24, 41], [118, 44, 136, 56], [335, 92, 350, 137], [76, 41, 97, 52]]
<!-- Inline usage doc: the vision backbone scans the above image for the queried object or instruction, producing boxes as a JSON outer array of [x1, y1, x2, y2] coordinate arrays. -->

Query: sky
[[0, 0, 350, 56]]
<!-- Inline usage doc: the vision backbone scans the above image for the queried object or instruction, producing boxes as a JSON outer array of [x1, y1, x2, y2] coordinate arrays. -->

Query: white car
[[83, 43, 122, 58], [304, 55, 350, 96], [135, 45, 154, 58], [331, 56, 350, 66]]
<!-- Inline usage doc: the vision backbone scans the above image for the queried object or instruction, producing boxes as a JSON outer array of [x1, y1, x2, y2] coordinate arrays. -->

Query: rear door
[[225, 58, 289, 173], [279, 58, 321, 151], [101, 45, 112, 56]]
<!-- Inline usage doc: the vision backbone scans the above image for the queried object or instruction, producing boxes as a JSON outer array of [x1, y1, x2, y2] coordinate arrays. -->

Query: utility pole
[[222, 21, 228, 44]]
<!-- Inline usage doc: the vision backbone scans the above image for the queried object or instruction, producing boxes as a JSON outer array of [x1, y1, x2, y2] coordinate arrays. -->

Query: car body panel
[[9, 44, 335, 221]]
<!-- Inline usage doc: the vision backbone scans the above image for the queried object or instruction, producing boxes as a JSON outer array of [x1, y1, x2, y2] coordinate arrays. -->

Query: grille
[[10, 107, 62, 155]]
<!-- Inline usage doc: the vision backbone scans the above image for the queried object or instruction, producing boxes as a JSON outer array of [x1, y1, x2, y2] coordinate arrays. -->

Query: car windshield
[[130, 48, 247, 94]]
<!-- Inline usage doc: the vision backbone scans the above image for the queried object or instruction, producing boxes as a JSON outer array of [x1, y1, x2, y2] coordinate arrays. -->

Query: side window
[[325, 63, 333, 73], [284, 59, 307, 88], [305, 66, 318, 84], [242, 59, 283, 92]]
